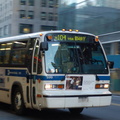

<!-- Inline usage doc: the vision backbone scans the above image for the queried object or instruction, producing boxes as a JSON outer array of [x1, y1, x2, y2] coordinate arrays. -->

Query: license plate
[[78, 97, 88, 103]]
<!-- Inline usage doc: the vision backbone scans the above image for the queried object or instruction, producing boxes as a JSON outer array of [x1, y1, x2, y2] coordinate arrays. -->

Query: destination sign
[[46, 33, 95, 43], [54, 35, 86, 41]]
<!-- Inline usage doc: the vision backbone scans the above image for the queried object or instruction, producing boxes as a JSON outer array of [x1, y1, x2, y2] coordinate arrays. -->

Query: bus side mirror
[[40, 42, 48, 51], [108, 61, 114, 69]]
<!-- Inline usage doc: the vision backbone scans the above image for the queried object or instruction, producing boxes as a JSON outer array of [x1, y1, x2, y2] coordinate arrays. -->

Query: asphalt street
[[0, 95, 120, 120]]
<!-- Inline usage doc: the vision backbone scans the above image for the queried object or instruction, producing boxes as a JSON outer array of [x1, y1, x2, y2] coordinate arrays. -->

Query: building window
[[10, 1, 13, 7], [41, 25, 56, 31], [9, 24, 11, 35], [0, 28, 2, 37], [48, 13, 53, 21], [41, 0, 47, 7], [41, 12, 47, 20], [49, 0, 54, 8], [55, 0, 58, 8], [28, 0, 34, 6], [0, 4, 2, 11], [20, 24, 33, 34], [20, 10, 26, 18], [28, 11, 34, 19], [0, 28, 3, 37], [54, 13, 58, 21], [20, 0, 26, 5], [4, 25, 8, 35]]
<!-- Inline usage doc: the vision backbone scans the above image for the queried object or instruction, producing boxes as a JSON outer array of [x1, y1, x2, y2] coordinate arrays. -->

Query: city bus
[[0, 30, 113, 115]]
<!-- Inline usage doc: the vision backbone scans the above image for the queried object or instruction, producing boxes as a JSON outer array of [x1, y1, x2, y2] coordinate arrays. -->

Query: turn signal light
[[95, 84, 109, 89], [58, 85, 64, 89]]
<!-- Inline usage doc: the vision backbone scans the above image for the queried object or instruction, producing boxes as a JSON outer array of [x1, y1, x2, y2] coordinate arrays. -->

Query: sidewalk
[[112, 91, 120, 96]]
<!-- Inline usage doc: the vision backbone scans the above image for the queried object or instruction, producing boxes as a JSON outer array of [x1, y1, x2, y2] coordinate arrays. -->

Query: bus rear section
[[37, 32, 112, 113]]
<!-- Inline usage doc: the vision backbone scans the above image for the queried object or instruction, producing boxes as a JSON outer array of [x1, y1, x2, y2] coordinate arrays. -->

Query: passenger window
[[11, 40, 28, 65], [0, 43, 13, 64], [11, 50, 26, 65], [13, 40, 28, 49]]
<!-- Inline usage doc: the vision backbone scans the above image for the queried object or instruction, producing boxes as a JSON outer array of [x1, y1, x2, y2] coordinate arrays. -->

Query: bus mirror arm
[[40, 42, 48, 52], [108, 61, 114, 69]]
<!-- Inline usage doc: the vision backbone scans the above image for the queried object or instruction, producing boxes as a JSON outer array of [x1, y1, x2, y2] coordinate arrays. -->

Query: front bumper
[[41, 93, 112, 108]]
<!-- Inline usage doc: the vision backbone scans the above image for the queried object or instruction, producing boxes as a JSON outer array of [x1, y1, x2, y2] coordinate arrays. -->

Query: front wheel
[[12, 87, 25, 115], [69, 108, 84, 114]]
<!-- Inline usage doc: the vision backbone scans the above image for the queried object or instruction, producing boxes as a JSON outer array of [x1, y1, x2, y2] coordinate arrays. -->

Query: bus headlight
[[95, 84, 109, 89], [45, 84, 53, 90], [104, 84, 109, 89], [44, 84, 64, 90]]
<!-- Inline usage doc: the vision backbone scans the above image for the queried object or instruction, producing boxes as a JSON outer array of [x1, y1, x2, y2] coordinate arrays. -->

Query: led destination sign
[[46, 33, 95, 43], [54, 35, 86, 41]]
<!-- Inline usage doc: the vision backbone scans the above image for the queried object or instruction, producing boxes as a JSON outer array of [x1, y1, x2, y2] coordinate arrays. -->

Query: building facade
[[58, 0, 120, 91], [58, 0, 120, 35], [0, 0, 58, 37]]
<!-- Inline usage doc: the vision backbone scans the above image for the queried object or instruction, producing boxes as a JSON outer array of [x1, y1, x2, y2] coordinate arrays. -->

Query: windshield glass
[[45, 42, 108, 74]]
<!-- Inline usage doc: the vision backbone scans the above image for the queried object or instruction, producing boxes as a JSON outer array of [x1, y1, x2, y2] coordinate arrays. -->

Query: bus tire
[[69, 108, 84, 114], [12, 87, 25, 115]]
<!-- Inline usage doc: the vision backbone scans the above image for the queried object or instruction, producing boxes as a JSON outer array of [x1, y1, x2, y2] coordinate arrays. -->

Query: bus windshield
[[45, 42, 108, 74]]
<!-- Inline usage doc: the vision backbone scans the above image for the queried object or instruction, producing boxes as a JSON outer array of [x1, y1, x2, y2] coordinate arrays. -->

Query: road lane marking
[[111, 103, 120, 106]]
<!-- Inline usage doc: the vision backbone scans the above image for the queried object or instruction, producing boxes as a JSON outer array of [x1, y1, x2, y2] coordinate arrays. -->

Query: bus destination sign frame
[[46, 33, 95, 43]]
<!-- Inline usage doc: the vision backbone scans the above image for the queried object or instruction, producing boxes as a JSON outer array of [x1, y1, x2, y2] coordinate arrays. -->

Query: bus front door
[[28, 39, 41, 109]]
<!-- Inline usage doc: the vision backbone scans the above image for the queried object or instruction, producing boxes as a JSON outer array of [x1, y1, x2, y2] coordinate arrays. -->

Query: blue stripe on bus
[[5, 69, 110, 81], [97, 76, 110, 81], [36, 76, 65, 81], [37, 76, 110, 81]]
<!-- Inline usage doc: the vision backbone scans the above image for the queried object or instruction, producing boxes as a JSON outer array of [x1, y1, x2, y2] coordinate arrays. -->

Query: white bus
[[0, 30, 113, 115]]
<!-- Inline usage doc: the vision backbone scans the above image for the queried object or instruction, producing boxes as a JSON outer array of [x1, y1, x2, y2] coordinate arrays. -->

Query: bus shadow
[[0, 103, 99, 120], [0, 102, 11, 111], [25, 109, 99, 120]]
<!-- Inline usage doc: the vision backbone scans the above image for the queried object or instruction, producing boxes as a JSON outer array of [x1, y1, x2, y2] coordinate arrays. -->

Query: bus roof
[[0, 30, 95, 43]]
